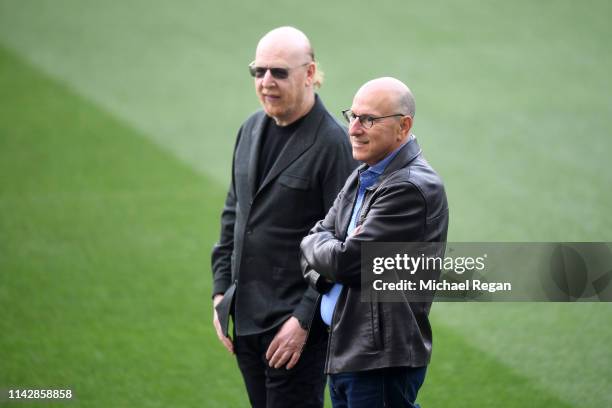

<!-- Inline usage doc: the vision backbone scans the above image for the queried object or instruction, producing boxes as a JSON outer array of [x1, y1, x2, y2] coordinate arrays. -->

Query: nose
[[261, 69, 276, 87], [349, 117, 364, 135]]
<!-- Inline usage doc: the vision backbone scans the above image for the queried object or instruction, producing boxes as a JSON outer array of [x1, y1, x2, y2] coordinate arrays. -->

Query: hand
[[213, 294, 234, 354], [265, 317, 307, 370]]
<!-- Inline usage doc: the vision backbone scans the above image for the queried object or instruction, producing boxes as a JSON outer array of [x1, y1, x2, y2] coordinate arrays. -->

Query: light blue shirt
[[320, 138, 411, 325]]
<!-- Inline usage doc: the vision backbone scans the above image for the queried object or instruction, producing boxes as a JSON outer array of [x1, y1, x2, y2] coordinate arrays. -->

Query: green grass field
[[1, 1, 611, 407]]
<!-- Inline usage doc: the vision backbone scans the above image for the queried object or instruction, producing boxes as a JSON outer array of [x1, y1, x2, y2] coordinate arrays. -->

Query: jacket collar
[[355, 136, 422, 191], [247, 94, 326, 198]]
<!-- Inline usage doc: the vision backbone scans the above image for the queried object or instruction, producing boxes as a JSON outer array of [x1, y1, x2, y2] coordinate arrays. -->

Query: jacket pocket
[[370, 301, 383, 350], [278, 174, 310, 190]]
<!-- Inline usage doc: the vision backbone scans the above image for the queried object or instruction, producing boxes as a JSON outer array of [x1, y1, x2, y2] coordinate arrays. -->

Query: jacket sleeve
[[301, 181, 427, 287], [210, 185, 236, 297], [210, 128, 242, 297], [291, 286, 320, 328], [293, 125, 356, 324], [300, 185, 344, 294], [319, 127, 356, 211]]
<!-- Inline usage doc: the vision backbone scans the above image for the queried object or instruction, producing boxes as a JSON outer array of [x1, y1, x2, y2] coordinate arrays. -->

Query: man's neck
[[273, 94, 315, 126]]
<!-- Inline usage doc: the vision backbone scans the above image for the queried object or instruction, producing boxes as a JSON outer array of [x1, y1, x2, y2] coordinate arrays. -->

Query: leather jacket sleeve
[[301, 180, 426, 288]]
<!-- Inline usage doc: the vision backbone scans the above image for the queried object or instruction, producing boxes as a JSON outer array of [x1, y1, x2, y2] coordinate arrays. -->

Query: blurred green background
[[1, 0, 611, 406]]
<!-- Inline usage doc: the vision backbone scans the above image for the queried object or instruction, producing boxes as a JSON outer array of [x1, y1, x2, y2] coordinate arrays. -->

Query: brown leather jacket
[[300, 137, 449, 374]]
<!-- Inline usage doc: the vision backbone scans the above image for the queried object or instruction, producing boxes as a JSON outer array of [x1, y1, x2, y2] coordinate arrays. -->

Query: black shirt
[[256, 116, 305, 188]]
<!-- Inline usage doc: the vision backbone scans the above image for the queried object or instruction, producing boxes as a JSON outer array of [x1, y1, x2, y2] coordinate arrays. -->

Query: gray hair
[[398, 88, 415, 118]]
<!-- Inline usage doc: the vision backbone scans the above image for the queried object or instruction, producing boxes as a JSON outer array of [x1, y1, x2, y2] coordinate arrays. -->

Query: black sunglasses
[[248, 62, 310, 79]]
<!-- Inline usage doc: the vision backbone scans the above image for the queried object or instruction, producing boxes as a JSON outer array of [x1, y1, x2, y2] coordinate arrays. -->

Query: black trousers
[[234, 322, 327, 408]]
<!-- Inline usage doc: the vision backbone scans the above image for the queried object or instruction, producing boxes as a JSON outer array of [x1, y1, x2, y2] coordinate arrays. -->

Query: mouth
[[262, 94, 281, 102], [351, 138, 369, 148]]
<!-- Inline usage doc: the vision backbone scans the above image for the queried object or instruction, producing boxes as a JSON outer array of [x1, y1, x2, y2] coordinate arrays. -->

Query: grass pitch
[[1, 1, 611, 406]]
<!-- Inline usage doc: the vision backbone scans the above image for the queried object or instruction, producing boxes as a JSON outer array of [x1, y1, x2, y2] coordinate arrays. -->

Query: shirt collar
[[363, 134, 414, 176]]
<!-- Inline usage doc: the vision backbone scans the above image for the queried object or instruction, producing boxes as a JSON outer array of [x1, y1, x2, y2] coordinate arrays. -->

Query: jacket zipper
[[325, 286, 343, 373]]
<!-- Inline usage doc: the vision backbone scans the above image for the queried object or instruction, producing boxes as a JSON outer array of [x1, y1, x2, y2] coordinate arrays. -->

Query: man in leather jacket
[[300, 77, 448, 408]]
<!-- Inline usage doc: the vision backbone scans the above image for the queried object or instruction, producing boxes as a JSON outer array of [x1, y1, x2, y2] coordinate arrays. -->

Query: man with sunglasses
[[211, 26, 355, 408], [301, 77, 448, 408]]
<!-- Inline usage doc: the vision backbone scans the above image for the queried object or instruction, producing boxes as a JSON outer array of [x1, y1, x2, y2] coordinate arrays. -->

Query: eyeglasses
[[342, 109, 406, 129], [248, 62, 310, 79]]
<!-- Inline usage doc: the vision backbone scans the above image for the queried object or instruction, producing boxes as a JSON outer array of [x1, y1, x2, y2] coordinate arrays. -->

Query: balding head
[[252, 27, 321, 126], [348, 77, 415, 165], [257, 26, 314, 62], [255, 26, 323, 88], [355, 77, 415, 118]]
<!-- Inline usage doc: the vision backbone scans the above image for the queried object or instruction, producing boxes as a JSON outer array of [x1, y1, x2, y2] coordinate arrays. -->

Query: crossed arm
[[301, 182, 427, 289]]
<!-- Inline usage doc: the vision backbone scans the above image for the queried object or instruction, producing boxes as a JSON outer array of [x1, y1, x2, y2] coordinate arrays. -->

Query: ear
[[400, 116, 413, 135], [305, 62, 315, 87]]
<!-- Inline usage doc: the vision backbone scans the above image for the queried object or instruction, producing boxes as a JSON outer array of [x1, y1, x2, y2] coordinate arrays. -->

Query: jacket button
[[246, 229, 253, 235]]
